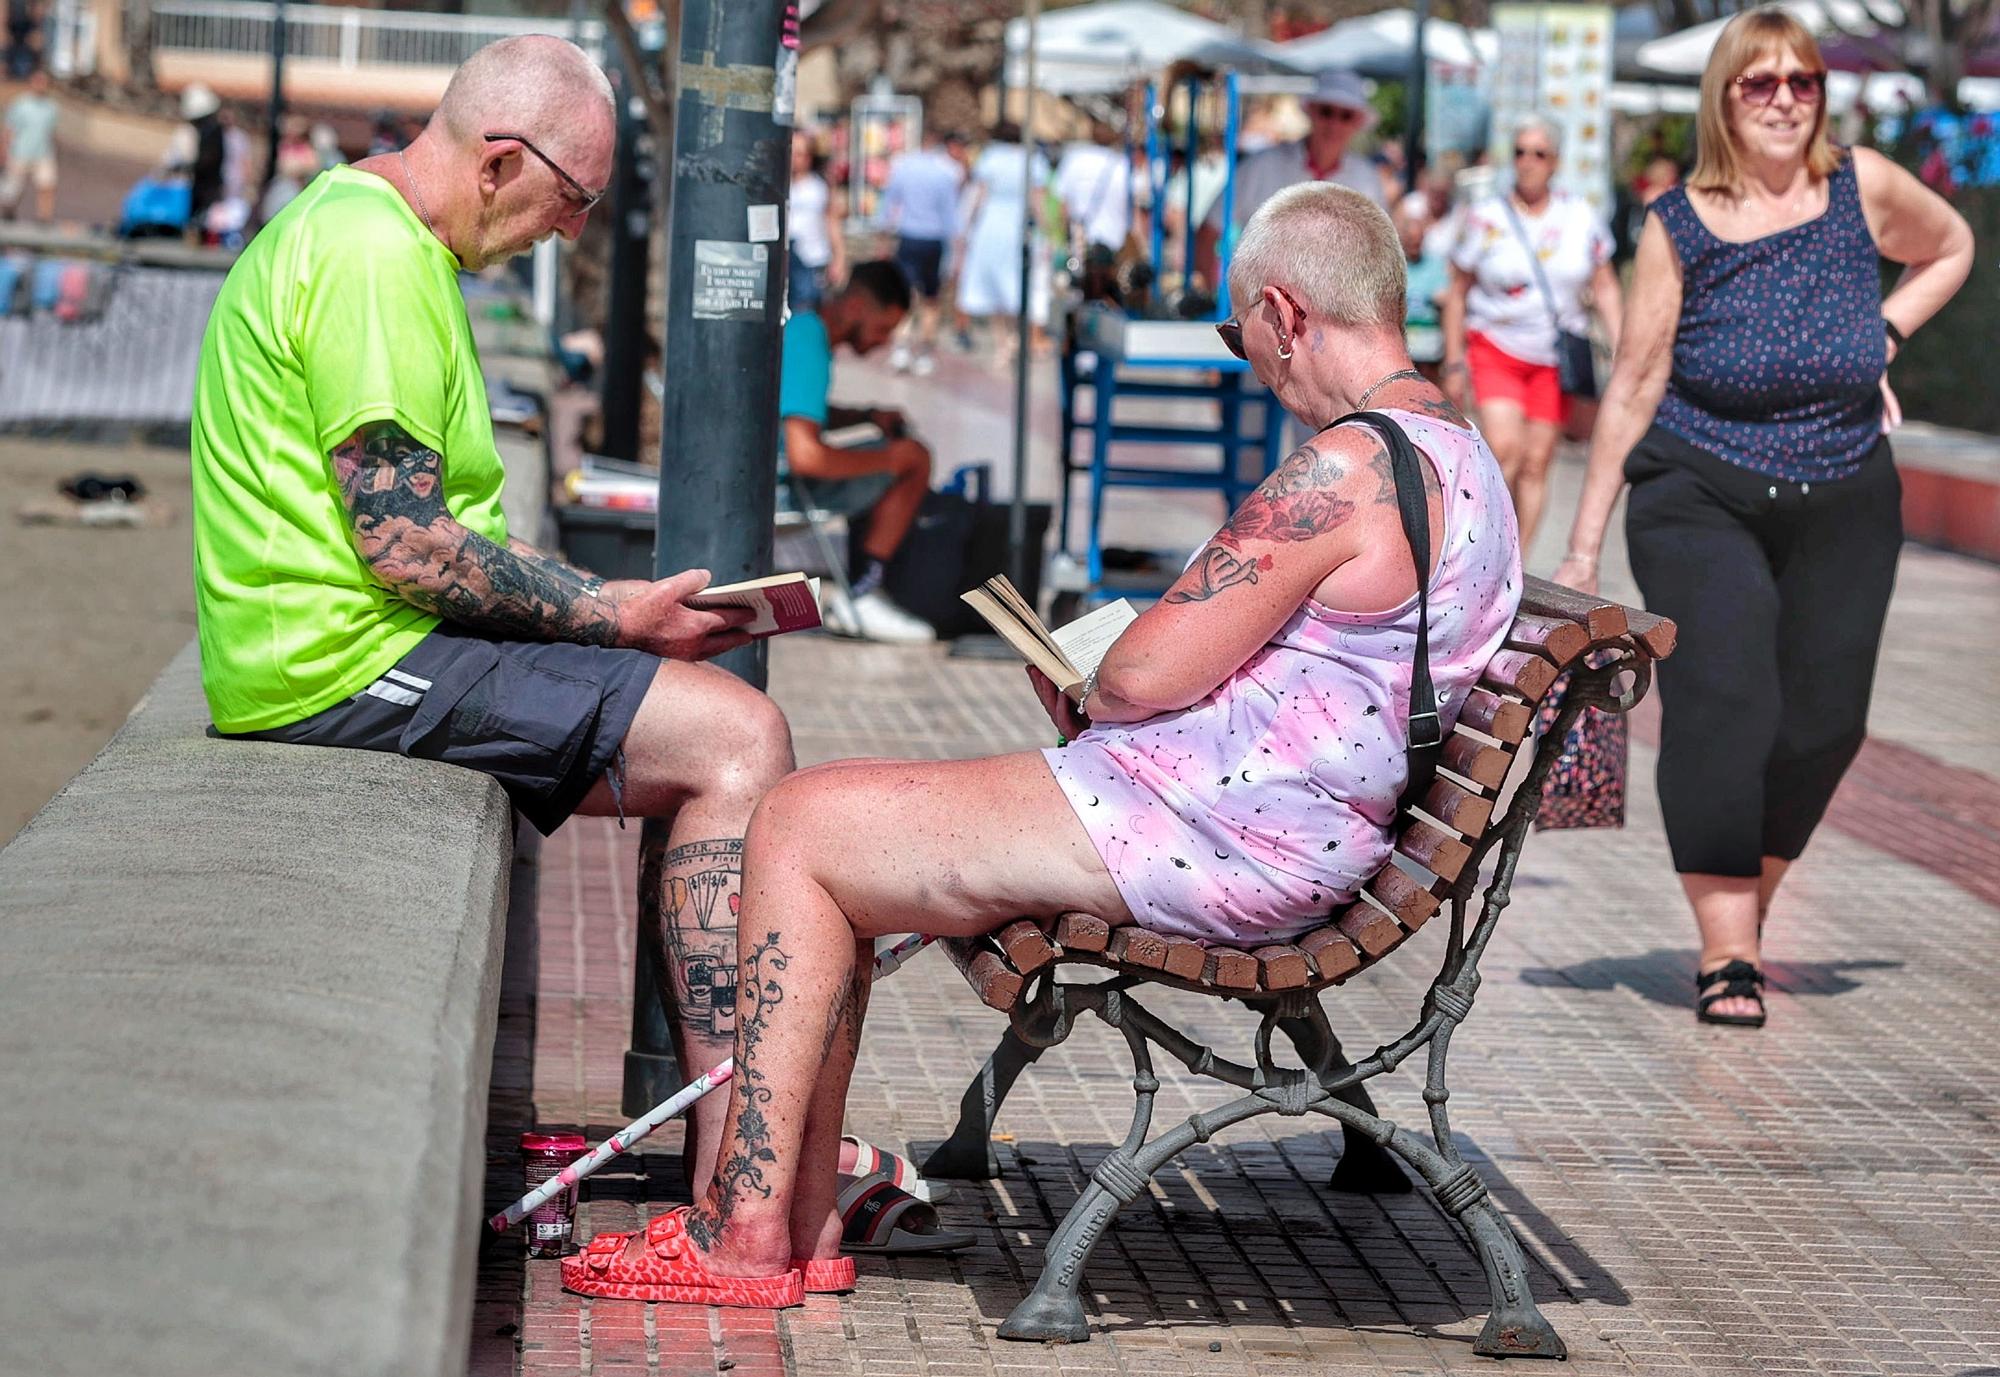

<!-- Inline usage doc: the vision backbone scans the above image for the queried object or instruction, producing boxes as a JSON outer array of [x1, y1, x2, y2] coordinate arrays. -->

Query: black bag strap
[[1496, 195, 1567, 334], [1318, 409, 1442, 813]]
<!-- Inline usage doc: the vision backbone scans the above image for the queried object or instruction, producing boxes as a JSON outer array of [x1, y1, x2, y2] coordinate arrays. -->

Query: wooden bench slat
[[1157, 934, 1208, 982], [1441, 731, 1511, 792], [1397, 818, 1473, 883], [1365, 865, 1444, 930], [1479, 648, 1560, 704], [1628, 607, 1676, 660], [1336, 898, 1404, 957], [1054, 911, 1112, 953], [1203, 946, 1261, 989], [1520, 575, 1630, 642], [1254, 944, 1312, 990], [1458, 689, 1532, 744], [1300, 926, 1362, 981], [1504, 611, 1591, 667], [1416, 777, 1494, 839], [1106, 926, 1168, 971], [996, 919, 1056, 975]]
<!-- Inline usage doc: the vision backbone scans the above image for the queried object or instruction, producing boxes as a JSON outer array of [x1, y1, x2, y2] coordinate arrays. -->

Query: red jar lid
[[521, 1131, 588, 1152]]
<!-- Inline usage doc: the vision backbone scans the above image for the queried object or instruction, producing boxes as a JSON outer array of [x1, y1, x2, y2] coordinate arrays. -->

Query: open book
[[960, 576, 1138, 703], [685, 573, 823, 638]]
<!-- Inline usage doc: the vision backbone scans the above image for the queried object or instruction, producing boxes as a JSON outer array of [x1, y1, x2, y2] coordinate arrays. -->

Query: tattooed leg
[[790, 941, 872, 1260], [639, 831, 744, 1200]]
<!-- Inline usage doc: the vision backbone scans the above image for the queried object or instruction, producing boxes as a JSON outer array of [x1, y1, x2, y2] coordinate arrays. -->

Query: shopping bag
[[1533, 665, 1629, 831]]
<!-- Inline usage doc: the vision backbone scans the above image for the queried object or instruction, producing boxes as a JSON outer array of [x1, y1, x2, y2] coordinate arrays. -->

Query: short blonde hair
[[1229, 183, 1405, 331], [1691, 7, 1842, 194], [437, 35, 614, 163]]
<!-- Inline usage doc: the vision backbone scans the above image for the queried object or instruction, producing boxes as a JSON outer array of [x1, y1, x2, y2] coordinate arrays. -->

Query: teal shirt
[[777, 310, 831, 470], [5, 94, 57, 163]]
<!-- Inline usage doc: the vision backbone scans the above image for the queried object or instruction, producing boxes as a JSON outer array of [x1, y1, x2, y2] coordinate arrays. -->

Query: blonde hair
[[1690, 7, 1842, 194], [1229, 182, 1405, 332]]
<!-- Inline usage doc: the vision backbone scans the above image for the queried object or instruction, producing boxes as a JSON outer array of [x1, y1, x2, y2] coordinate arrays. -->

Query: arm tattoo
[[1161, 436, 1377, 604], [687, 929, 787, 1249], [329, 420, 621, 645], [642, 835, 743, 1043]]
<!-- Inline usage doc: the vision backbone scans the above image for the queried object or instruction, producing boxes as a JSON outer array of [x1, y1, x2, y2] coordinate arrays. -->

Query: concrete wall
[[0, 644, 516, 1377]]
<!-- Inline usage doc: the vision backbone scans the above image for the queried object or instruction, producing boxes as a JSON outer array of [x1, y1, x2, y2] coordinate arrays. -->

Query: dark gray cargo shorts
[[219, 623, 661, 835]]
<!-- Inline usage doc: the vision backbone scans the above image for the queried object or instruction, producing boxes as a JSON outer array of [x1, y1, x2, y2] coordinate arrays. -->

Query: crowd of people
[[181, 4, 1973, 1316]]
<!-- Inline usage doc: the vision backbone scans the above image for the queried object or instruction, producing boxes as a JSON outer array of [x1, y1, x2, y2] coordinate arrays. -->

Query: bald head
[[434, 35, 613, 162]]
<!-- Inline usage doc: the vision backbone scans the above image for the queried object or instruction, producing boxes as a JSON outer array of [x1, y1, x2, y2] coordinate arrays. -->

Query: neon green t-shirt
[[190, 165, 508, 733]]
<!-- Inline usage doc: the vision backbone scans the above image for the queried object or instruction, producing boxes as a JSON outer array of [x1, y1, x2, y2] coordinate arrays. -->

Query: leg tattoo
[[641, 835, 743, 1040], [688, 930, 788, 1249]]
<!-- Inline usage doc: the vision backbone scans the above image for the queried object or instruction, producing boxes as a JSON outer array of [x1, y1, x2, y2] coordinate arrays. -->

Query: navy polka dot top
[[1651, 152, 1885, 483]]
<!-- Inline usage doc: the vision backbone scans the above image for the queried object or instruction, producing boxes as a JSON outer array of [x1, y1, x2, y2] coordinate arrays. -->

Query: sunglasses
[[484, 132, 606, 213], [1216, 286, 1306, 361], [1513, 145, 1555, 161], [1732, 71, 1826, 106], [1308, 103, 1362, 123]]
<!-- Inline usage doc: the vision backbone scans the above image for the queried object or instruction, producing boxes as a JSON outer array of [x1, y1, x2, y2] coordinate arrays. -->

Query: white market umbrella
[[1632, 0, 1902, 75], [1003, 0, 1300, 95], [1279, 11, 1497, 79]]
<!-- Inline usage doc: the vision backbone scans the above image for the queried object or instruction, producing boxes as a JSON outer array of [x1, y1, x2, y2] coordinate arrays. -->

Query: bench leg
[[1461, 1198, 1568, 1359], [920, 1026, 1044, 1181], [1278, 1008, 1410, 1195]]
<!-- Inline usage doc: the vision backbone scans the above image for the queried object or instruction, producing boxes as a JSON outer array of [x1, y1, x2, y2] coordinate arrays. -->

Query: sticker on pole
[[692, 240, 770, 321]]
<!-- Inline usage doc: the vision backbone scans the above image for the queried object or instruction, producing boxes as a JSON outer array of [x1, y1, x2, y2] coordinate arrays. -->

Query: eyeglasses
[[1513, 145, 1555, 161], [1732, 71, 1826, 106], [484, 132, 605, 213], [1307, 103, 1362, 124], [1216, 286, 1306, 361]]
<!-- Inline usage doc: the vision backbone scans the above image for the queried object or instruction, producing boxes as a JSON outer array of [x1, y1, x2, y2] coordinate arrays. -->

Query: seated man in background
[[781, 259, 937, 644]]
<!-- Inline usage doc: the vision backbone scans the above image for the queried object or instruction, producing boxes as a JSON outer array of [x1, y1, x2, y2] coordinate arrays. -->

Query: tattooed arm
[[1083, 424, 1432, 724], [330, 420, 754, 658]]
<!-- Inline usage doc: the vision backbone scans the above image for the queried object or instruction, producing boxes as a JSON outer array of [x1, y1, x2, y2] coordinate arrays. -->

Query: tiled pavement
[[473, 356, 2000, 1375]]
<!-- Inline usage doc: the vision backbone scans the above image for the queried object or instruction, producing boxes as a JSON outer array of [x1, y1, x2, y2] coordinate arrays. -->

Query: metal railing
[[149, 0, 606, 70]]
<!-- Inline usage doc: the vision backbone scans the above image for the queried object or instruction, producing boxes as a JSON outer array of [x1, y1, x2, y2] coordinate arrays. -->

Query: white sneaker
[[889, 345, 914, 373], [822, 587, 937, 644], [910, 352, 936, 377]]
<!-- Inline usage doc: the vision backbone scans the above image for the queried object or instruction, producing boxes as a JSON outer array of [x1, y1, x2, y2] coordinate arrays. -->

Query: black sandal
[[1696, 959, 1767, 1027]]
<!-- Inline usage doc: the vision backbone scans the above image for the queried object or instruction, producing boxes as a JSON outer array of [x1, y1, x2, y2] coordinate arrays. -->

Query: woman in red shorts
[[1441, 117, 1623, 552]]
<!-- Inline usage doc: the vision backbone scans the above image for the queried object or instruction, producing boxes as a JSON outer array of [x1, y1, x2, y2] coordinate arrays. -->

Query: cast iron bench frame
[[924, 576, 1674, 1359]]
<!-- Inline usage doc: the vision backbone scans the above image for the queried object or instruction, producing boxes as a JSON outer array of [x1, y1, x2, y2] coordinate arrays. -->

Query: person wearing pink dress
[[563, 183, 1524, 1308]]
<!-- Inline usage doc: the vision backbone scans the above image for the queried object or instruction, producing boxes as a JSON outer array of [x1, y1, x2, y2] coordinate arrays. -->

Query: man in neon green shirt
[[190, 35, 787, 1194]]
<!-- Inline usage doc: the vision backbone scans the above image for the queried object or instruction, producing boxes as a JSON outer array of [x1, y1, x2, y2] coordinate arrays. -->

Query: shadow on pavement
[[1519, 946, 1902, 1009]]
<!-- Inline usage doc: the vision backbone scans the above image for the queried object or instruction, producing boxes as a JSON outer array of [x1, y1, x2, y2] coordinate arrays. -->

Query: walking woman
[[1442, 116, 1623, 551], [1553, 7, 1973, 1026]]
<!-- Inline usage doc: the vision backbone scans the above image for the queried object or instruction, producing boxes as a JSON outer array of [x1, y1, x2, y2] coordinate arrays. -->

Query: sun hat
[[180, 84, 221, 121], [1305, 70, 1378, 130]]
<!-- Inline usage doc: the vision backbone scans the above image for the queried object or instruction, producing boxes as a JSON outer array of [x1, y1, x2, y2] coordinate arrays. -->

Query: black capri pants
[[1624, 425, 1901, 877]]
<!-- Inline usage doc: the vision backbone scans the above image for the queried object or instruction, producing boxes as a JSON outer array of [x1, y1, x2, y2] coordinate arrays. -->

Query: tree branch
[[801, 0, 883, 50]]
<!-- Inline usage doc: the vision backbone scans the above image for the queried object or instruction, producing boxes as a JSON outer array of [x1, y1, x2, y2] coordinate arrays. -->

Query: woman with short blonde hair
[[1554, 6, 1974, 1027]]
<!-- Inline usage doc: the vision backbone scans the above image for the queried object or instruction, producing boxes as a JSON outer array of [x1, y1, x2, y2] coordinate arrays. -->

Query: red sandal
[[796, 1255, 857, 1294], [559, 1206, 805, 1308]]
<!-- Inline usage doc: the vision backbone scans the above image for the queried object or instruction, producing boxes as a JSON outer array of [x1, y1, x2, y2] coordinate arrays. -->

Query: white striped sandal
[[837, 1171, 977, 1255]]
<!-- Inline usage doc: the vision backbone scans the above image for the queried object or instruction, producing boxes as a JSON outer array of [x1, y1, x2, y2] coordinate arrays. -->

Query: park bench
[[924, 576, 1674, 1360]]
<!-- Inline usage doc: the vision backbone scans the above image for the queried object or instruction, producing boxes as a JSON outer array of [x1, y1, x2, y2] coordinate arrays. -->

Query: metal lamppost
[[264, 0, 288, 201], [623, 0, 795, 1114], [1405, 0, 1429, 195], [1008, 0, 1040, 589]]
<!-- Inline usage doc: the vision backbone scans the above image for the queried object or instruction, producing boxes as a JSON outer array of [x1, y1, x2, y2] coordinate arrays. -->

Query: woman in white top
[[786, 130, 846, 311], [1441, 117, 1623, 551]]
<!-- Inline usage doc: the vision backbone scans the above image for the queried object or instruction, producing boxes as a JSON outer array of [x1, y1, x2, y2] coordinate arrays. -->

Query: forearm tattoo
[[687, 929, 788, 1249], [640, 835, 743, 1043], [330, 421, 621, 644]]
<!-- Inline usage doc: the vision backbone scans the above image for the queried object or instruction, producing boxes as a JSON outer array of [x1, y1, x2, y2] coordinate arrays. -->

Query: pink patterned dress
[[1043, 409, 1522, 945]]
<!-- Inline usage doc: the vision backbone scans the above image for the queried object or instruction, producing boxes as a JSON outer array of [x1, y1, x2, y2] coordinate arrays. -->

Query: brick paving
[[474, 356, 2000, 1374]]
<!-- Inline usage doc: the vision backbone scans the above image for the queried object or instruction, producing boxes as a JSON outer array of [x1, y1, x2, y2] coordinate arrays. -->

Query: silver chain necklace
[[1355, 367, 1426, 411], [398, 149, 437, 238]]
